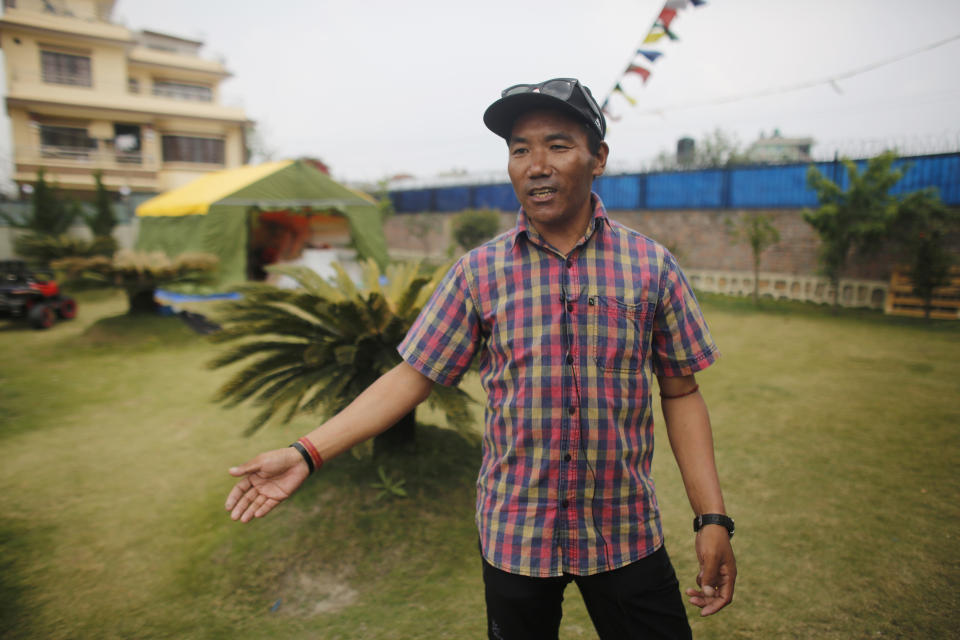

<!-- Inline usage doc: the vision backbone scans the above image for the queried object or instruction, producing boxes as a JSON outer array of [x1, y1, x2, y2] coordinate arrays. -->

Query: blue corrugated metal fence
[[389, 152, 960, 213]]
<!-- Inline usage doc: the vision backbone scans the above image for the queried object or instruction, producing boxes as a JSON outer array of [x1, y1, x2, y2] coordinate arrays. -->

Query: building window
[[161, 135, 224, 164], [152, 80, 212, 102], [114, 124, 142, 164], [128, 77, 140, 94], [41, 50, 92, 87], [39, 125, 97, 158]]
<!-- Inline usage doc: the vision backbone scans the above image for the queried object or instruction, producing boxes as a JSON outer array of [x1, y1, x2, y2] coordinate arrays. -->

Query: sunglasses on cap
[[500, 78, 604, 132]]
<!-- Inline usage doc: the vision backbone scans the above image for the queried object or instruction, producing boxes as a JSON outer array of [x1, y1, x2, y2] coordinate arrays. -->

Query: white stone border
[[685, 269, 888, 310]]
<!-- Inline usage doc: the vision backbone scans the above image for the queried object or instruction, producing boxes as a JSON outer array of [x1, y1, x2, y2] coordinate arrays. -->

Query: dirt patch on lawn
[[273, 568, 359, 617]]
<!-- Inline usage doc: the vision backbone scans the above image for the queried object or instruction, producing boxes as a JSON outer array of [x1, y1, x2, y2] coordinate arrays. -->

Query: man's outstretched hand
[[225, 447, 310, 523], [686, 525, 736, 616]]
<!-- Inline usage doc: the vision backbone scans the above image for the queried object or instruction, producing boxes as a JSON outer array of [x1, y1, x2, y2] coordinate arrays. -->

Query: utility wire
[[630, 32, 960, 117]]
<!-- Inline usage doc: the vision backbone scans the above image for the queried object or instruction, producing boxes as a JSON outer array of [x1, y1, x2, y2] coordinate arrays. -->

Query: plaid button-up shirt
[[399, 195, 718, 577]]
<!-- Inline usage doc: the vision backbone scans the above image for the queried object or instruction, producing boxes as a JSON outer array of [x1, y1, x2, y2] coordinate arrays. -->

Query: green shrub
[[14, 233, 116, 266], [52, 249, 219, 314], [451, 209, 501, 252]]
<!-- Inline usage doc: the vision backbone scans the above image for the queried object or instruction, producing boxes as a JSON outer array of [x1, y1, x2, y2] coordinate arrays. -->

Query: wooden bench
[[885, 266, 960, 319]]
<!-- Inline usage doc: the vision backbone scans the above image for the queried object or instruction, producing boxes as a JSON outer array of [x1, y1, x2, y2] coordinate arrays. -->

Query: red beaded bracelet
[[660, 383, 699, 400]]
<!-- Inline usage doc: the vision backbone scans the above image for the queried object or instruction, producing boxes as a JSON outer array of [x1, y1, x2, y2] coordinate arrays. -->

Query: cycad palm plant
[[209, 260, 476, 455]]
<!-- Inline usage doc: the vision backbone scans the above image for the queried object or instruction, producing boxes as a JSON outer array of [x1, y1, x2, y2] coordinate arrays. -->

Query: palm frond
[[206, 340, 307, 369], [361, 257, 382, 294], [266, 264, 346, 301], [213, 352, 307, 404], [332, 262, 359, 299], [212, 258, 467, 440]]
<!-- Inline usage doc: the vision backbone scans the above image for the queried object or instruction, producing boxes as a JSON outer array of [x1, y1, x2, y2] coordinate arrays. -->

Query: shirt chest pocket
[[587, 294, 655, 373]]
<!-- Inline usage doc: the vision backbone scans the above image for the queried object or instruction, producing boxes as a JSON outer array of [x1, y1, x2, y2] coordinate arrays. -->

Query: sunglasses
[[501, 78, 604, 130]]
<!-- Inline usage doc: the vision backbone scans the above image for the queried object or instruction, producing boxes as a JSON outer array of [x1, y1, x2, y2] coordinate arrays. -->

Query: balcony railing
[[42, 71, 92, 87], [152, 85, 213, 102], [17, 146, 155, 168], [4, 0, 115, 23]]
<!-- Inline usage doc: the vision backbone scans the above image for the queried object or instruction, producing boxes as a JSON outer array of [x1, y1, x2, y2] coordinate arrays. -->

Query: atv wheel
[[29, 303, 56, 329], [57, 297, 77, 319]]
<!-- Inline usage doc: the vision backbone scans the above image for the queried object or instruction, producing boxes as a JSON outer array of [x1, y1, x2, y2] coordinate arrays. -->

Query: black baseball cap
[[483, 77, 606, 141]]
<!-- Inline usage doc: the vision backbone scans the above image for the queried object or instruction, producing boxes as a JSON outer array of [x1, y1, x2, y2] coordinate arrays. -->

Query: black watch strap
[[693, 513, 735, 538]]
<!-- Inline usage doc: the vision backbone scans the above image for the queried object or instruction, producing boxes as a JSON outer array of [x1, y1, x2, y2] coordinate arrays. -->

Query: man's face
[[507, 109, 608, 235]]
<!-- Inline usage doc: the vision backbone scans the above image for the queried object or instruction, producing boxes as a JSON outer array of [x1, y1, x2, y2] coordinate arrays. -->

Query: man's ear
[[592, 141, 610, 178]]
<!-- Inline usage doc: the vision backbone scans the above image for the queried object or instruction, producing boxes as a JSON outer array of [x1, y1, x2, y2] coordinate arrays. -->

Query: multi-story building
[[744, 129, 814, 165], [0, 0, 250, 198]]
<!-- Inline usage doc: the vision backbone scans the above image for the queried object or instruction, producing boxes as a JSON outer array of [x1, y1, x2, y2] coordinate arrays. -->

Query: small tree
[[26, 168, 77, 235], [53, 250, 219, 314], [451, 209, 501, 252], [803, 151, 902, 311], [374, 179, 395, 224], [726, 212, 780, 305], [208, 260, 475, 455], [87, 171, 117, 235], [891, 189, 959, 319], [80, 171, 119, 257]]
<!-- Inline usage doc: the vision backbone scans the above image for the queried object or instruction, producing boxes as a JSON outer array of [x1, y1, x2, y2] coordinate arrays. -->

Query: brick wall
[[607, 208, 898, 281], [385, 208, 899, 282]]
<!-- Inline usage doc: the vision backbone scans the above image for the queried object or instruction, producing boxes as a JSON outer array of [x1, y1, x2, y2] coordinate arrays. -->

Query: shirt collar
[[508, 192, 610, 253]]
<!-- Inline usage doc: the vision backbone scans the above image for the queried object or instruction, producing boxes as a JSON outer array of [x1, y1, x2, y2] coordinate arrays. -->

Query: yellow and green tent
[[136, 159, 388, 286]]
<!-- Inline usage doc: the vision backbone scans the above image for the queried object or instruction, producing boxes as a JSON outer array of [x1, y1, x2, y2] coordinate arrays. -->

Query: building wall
[[0, 2, 249, 197]]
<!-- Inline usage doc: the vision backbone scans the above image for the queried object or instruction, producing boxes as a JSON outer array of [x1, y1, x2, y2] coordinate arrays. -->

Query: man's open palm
[[225, 448, 309, 522]]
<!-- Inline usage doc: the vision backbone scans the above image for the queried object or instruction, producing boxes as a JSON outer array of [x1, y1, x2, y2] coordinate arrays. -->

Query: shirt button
[[566, 354, 574, 365], [564, 453, 572, 462], [588, 297, 595, 306], [566, 303, 573, 312], [565, 258, 573, 268], [562, 499, 570, 508], [568, 406, 576, 415]]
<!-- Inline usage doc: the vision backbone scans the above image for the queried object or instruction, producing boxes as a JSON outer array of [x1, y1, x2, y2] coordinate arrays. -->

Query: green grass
[[1, 290, 958, 638]]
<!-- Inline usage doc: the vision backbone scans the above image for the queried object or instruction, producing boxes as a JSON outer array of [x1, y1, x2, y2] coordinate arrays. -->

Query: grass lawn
[[1, 290, 958, 639]]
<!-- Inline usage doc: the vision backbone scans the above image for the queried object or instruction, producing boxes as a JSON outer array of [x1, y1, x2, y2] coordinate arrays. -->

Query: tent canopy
[[135, 159, 388, 286]]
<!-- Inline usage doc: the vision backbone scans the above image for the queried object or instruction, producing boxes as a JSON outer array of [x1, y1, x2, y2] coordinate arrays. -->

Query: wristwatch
[[693, 513, 735, 538]]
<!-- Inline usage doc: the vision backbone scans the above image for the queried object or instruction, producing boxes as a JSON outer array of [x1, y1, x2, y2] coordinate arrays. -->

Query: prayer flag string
[[601, 0, 708, 123]]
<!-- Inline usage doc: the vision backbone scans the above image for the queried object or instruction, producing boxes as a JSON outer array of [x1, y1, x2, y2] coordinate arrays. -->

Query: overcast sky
[[12, 0, 960, 185]]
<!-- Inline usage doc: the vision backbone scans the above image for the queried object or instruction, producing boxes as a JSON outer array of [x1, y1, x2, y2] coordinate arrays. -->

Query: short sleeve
[[651, 253, 719, 377], [398, 258, 481, 386]]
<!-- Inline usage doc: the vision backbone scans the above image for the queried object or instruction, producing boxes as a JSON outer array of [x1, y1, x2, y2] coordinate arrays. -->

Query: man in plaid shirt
[[226, 78, 736, 639]]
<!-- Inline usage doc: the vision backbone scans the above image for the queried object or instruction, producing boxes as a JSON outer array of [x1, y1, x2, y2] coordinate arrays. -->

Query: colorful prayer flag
[[643, 30, 666, 43], [613, 83, 637, 106], [690, 0, 707, 6], [658, 8, 678, 28], [665, 0, 689, 9], [625, 64, 651, 83], [636, 49, 664, 63]]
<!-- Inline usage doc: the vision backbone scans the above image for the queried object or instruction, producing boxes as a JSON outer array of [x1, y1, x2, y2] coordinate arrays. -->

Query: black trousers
[[482, 546, 692, 640]]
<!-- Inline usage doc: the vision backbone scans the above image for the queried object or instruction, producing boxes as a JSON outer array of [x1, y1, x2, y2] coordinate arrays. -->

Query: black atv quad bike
[[0, 260, 77, 329]]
